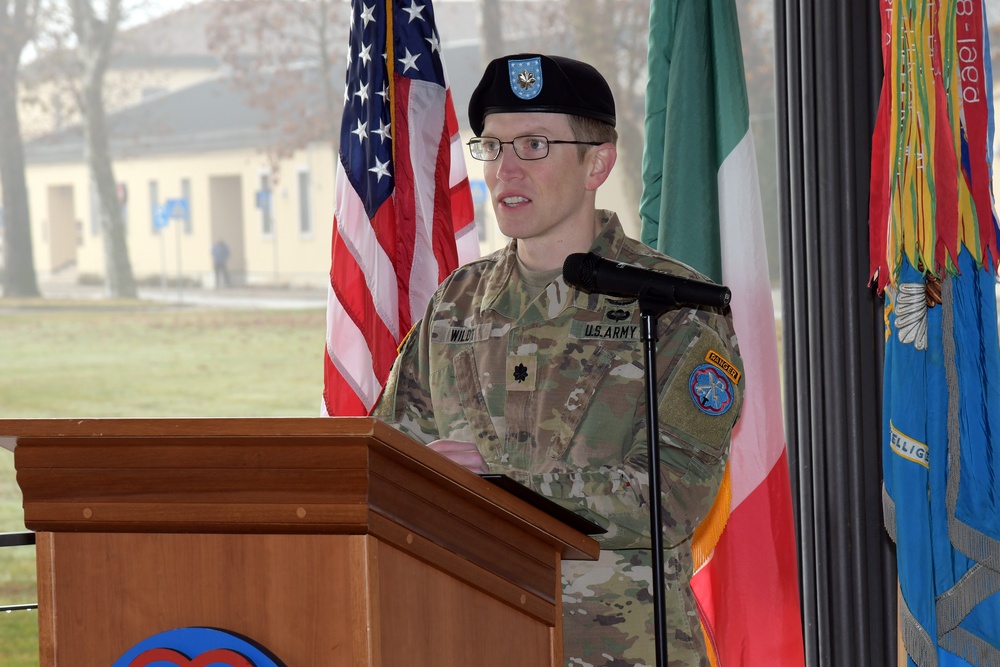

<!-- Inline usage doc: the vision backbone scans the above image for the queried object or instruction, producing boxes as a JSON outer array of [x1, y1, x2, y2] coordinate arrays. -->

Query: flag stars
[[358, 42, 373, 66], [354, 81, 370, 105], [359, 3, 376, 28], [398, 48, 420, 73], [373, 117, 391, 143], [402, 1, 425, 23], [352, 120, 369, 144], [369, 157, 391, 182], [425, 33, 440, 54]]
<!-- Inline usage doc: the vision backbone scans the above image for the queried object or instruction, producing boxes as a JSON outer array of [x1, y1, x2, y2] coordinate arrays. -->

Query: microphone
[[562, 252, 731, 309]]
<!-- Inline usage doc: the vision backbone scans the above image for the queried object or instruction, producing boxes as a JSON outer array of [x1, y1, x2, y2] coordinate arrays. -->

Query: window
[[181, 178, 192, 234], [297, 168, 312, 236], [149, 180, 160, 235], [258, 172, 273, 236]]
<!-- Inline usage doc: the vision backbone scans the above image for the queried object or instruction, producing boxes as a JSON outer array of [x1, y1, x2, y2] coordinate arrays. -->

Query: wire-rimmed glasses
[[466, 135, 604, 161]]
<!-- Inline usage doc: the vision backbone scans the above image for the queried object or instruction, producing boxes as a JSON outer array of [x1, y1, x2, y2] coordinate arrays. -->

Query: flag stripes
[[323, 0, 477, 417]]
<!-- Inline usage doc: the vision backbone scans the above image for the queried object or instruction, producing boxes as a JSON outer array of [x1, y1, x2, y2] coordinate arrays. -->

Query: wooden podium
[[2, 417, 599, 667]]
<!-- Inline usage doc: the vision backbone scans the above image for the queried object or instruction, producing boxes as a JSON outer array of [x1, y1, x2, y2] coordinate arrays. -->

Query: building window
[[150, 180, 160, 235], [298, 169, 312, 236], [258, 172, 273, 236], [181, 178, 192, 234]]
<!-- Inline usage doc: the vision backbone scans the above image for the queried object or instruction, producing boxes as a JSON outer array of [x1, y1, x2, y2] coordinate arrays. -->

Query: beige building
[[20, 2, 639, 290]]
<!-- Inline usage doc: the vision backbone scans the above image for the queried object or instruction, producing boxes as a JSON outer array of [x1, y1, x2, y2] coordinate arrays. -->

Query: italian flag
[[639, 0, 805, 664]]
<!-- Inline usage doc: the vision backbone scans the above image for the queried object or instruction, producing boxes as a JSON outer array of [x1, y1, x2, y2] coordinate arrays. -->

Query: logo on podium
[[113, 627, 285, 667]]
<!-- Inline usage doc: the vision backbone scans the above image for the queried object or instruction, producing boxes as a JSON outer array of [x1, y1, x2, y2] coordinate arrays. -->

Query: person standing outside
[[211, 238, 231, 289], [373, 53, 744, 666]]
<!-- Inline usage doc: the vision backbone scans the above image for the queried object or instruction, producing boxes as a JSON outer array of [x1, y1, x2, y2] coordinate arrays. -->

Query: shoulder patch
[[688, 363, 735, 416], [705, 349, 742, 385]]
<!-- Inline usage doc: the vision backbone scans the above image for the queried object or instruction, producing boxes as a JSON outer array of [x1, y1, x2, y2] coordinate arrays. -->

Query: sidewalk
[[32, 281, 327, 310]]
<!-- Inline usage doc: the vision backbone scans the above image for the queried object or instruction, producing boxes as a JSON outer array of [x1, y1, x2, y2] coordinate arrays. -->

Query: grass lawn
[[0, 302, 327, 667]]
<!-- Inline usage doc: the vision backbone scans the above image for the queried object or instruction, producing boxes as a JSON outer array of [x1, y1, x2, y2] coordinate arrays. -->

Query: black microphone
[[562, 252, 731, 309]]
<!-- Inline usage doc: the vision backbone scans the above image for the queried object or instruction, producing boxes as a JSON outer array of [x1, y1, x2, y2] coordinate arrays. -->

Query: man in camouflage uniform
[[373, 53, 743, 667]]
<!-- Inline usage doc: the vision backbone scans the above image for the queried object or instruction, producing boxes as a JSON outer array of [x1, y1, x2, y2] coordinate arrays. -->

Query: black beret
[[468, 54, 616, 136]]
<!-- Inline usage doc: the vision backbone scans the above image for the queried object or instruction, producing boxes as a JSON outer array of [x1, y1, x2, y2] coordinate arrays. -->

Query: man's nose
[[495, 146, 524, 179]]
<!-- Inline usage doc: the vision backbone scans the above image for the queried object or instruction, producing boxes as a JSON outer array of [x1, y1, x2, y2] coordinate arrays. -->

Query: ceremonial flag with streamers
[[871, 0, 1000, 664], [639, 0, 805, 664], [323, 0, 479, 416]]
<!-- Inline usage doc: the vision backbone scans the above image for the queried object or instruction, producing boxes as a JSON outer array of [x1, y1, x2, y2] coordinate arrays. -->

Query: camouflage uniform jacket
[[373, 210, 744, 666]]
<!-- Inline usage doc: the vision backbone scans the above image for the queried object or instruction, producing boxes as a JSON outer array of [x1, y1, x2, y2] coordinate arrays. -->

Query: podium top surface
[[0, 416, 383, 449], [3, 416, 600, 564]]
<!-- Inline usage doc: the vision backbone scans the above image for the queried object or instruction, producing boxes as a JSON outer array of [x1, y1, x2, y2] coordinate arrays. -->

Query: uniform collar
[[482, 210, 633, 319]]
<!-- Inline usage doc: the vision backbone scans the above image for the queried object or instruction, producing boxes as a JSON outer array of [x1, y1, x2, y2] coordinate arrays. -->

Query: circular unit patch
[[688, 363, 735, 416]]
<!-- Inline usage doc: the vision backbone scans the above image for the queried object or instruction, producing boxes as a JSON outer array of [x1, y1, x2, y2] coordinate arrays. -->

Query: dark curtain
[[774, 1, 898, 665]]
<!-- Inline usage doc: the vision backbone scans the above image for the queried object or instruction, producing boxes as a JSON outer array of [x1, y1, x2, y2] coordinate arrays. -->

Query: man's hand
[[428, 439, 489, 474]]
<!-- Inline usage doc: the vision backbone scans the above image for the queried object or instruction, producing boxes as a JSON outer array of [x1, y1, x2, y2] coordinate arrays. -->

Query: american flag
[[323, 0, 478, 416]]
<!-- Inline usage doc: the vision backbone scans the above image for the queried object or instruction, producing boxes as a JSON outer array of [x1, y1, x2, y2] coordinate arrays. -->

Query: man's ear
[[585, 144, 617, 191]]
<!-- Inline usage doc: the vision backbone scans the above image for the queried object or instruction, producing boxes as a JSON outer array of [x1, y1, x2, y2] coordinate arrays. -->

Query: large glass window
[[3, 4, 786, 663]]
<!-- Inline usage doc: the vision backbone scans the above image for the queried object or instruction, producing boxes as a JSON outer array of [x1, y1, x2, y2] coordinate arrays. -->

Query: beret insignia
[[508, 57, 543, 99]]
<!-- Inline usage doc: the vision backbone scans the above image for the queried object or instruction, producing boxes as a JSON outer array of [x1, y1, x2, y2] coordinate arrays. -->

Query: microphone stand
[[637, 290, 677, 667], [561, 251, 732, 667]]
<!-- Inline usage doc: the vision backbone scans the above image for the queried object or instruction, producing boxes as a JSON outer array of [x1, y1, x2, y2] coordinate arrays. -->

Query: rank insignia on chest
[[506, 355, 537, 391]]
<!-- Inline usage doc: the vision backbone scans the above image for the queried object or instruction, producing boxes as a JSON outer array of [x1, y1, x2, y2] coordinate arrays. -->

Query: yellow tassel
[[692, 459, 733, 571]]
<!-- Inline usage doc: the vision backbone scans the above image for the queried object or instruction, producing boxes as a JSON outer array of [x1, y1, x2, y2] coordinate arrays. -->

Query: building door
[[46, 185, 77, 277], [208, 175, 245, 285]]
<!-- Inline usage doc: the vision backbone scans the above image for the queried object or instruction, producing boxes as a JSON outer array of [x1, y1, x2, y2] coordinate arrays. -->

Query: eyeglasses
[[466, 135, 604, 161]]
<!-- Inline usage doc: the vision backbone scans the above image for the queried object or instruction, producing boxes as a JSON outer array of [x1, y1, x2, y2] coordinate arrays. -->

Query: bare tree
[[69, 0, 136, 297], [490, 0, 650, 206], [566, 0, 650, 208], [479, 0, 503, 63], [206, 0, 348, 179], [0, 0, 42, 297]]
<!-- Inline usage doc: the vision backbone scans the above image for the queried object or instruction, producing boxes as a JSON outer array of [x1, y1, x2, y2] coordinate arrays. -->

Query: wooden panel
[[23, 500, 369, 533], [0, 416, 384, 440], [43, 533, 364, 667], [350, 537, 378, 667], [367, 460, 559, 604], [374, 540, 557, 667], [369, 513, 558, 626], [35, 533, 55, 667]]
